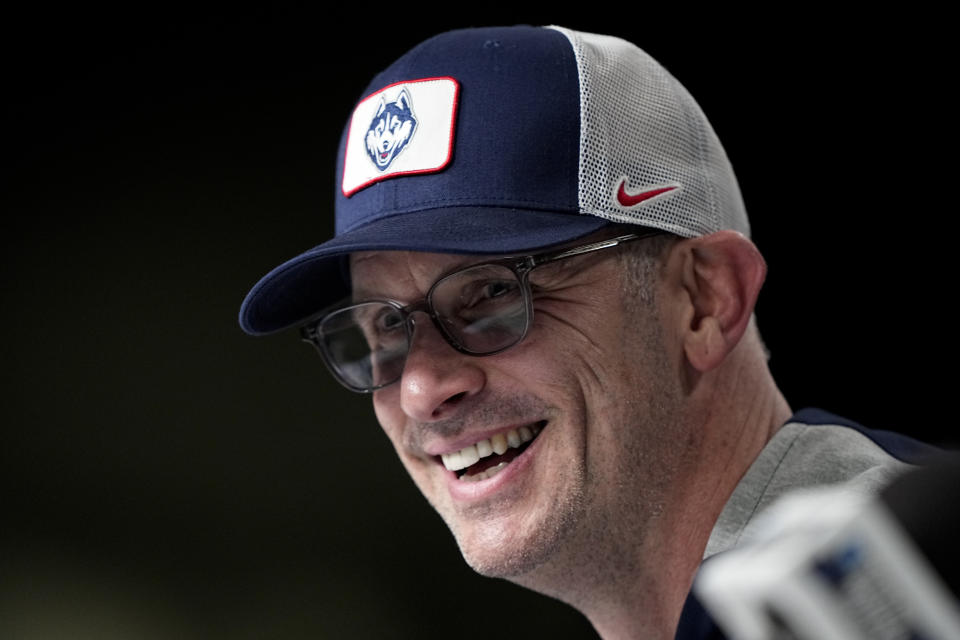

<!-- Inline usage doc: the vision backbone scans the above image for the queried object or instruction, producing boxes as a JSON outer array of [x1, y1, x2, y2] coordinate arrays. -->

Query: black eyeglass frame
[[300, 230, 664, 393]]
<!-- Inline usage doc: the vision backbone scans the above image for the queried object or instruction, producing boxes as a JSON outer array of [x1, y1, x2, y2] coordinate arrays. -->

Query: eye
[[352, 305, 404, 338], [462, 279, 519, 309], [374, 308, 404, 333], [482, 281, 511, 299]]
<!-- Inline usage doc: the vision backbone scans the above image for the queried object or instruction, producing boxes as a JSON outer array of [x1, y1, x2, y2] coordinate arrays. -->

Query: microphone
[[694, 456, 960, 640]]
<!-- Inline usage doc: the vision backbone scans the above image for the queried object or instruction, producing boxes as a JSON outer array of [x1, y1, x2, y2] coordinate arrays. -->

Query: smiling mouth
[[439, 421, 546, 483]]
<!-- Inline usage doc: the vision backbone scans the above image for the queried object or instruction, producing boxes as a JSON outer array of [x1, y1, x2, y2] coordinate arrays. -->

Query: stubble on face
[[406, 299, 684, 590], [510, 316, 688, 602], [384, 389, 591, 580], [507, 242, 691, 600], [366, 240, 692, 592]]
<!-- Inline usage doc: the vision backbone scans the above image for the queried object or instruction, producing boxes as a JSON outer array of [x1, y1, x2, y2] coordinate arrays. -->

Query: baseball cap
[[239, 25, 749, 335]]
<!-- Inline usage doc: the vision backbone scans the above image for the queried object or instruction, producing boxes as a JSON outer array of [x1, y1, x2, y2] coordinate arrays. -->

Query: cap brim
[[239, 207, 611, 335]]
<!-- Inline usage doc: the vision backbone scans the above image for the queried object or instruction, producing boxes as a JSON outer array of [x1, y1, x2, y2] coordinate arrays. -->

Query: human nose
[[398, 315, 485, 423]]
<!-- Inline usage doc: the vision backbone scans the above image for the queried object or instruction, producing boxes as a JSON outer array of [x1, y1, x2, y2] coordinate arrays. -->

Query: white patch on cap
[[342, 77, 459, 197]]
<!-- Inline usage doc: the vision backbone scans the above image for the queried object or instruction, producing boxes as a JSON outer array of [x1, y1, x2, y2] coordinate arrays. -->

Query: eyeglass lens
[[319, 263, 529, 391]]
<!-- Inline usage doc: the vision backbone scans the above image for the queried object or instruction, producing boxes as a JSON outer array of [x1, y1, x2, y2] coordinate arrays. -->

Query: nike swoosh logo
[[615, 179, 679, 207]]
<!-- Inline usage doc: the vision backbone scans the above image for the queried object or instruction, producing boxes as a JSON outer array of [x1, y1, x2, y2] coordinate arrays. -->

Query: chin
[[447, 482, 588, 581], [457, 530, 559, 579]]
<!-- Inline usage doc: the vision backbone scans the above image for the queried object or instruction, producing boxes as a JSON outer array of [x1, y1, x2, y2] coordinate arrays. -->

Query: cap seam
[[694, 97, 720, 233]]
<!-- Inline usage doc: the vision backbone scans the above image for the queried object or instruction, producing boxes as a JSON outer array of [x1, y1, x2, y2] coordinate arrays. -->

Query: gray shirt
[[705, 414, 915, 558]]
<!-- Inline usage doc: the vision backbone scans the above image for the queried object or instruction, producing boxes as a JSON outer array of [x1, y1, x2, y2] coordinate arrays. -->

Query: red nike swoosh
[[615, 179, 678, 207]]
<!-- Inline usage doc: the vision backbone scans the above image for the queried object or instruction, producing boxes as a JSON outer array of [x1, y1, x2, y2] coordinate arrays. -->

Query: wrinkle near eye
[[531, 261, 614, 299], [524, 311, 612, 394], [532, 306, 610, 357]]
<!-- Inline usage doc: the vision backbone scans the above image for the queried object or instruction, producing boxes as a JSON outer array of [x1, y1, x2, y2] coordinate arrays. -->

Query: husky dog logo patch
[[342, 77, 459, 197], [365, 88, 417, 171]]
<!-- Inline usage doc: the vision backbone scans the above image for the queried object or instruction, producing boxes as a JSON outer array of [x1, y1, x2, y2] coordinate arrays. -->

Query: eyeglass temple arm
[[528, 231, 660, 268]]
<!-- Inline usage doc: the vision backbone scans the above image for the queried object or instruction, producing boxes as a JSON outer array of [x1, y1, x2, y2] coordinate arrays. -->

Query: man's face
[[350, 240, 690, 582]]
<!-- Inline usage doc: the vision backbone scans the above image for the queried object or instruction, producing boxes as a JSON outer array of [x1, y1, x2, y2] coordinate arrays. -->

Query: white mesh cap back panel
[[549, 26, 750, 238]]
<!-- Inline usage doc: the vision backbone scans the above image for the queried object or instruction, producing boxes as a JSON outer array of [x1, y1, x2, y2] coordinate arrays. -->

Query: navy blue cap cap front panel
[[239, 26, 590, 336], [335, 26, 582, 235]]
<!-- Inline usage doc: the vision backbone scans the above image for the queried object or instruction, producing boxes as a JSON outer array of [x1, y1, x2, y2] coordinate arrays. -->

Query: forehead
[[349, 250, 482, 298]]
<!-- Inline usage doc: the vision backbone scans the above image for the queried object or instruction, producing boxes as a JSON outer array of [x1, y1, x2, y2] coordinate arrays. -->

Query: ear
[[673, 231, 766, 373]]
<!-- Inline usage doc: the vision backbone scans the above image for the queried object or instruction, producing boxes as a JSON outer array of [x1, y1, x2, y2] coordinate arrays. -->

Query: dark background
[[3, 7, 953, 639]]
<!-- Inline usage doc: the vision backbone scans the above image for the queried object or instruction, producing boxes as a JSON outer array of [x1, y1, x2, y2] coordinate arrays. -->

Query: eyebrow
[[349, 252, 496, 302]]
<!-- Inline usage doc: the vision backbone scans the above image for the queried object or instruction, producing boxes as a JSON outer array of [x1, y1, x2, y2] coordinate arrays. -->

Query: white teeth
[[476, 439, 493, 458], [491, 433, 508, 455], [444, 450, 463, 470], [458, 462, 508, 483], [459, 444, 480, 468], [439, 424, 542, 474]]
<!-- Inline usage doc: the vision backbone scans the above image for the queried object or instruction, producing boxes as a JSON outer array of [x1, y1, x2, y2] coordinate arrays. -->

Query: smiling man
[[239, 26, 921, 639]]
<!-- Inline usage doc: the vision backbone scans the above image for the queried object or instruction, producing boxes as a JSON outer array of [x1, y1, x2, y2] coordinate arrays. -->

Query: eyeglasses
[[300, 230, 663, 392]]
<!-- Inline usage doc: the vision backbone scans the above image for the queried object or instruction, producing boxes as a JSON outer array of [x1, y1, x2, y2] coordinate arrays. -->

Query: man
[[239, 26, 923, 639]]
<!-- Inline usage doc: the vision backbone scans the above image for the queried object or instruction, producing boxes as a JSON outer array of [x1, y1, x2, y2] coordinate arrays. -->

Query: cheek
[[487, 334, 578, 395], [515, 313, 621, 397]]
